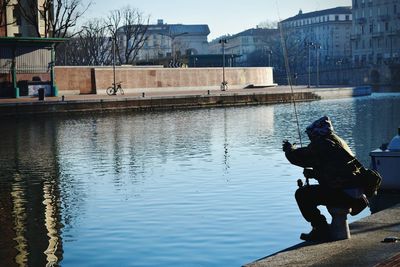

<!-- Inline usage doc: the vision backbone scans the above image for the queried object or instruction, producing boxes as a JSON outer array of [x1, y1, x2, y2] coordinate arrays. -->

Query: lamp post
[[336, 59, 343, 84], [305, 41, 314, 88], [315, 44, 321, 87], [268, 51, 272, 67], [193, 57, 198, 68], [109, 36, 116, 94], [219, 38, 228, 91], [82, 24, 114, 90], [305, 42, 318, 88], [160, 31, 188, 64]]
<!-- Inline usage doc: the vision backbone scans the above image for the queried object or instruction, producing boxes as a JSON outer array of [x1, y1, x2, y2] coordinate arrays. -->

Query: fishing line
[[275, 1, 303, 147]]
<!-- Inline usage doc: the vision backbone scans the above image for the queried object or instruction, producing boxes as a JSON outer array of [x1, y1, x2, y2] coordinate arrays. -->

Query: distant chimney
[[157, 19, 164, 25], [299, 9, 303, 15]]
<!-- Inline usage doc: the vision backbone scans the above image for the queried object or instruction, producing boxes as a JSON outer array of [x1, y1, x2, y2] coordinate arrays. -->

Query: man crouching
[[282, 116, 368, 242]]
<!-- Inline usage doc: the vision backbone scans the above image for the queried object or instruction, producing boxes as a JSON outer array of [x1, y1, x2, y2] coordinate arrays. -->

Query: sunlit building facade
[[208, 27, 278, 67], [136, 19, 210, 62], [0, 0, 50, 37], [279, 7, 353, 65], [351, 0, 400, 66]]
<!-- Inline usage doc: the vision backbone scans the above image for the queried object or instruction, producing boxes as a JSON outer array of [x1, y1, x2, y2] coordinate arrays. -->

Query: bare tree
[[257, 19, 278, 29], [56, 20, 112, 66], [79, 19, 112, 65], [17, 0, 91, 38], [107, 6, 149, 65], [272, 26, 309, 84]]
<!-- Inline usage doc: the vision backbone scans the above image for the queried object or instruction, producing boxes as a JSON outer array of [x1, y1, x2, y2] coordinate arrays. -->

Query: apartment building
[[208, 27, 278, 66], [136, 19, 210, 62], [351, 0, 400, 66], [279, 7, 352, 66], [0, 0, 49, 37]]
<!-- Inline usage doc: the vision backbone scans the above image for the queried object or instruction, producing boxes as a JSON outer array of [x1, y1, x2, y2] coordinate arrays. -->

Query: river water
[[0, 93, 399, 267]]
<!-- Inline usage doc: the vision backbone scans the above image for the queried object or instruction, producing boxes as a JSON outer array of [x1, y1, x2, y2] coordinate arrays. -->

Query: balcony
[[357, 17, 367, 24], [372, 31, 384, 38], [350, 34, 361, 40], [379, 15, 390, 22]]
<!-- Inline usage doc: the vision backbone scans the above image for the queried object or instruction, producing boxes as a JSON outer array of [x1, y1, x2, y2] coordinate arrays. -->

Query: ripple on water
[[1, 94, 400, 266]]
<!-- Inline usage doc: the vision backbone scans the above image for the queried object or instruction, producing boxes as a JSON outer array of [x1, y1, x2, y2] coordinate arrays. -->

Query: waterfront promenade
[[0, 85, 371, 116], [245, 203, 400, 267]]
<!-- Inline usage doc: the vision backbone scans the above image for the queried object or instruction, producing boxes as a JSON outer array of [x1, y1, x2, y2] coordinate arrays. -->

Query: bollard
[[142, 92, 145, 98], [61, 95, 65, 101], [38, 88, 45, 101], [328, 207, 351, 240], [207, 90, 210, 95]]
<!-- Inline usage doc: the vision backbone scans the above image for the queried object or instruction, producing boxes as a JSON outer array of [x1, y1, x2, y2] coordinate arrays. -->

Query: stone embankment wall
[[55, 67, 274, 95], [55, 67, 94, 95], [0, 91, 319, 117]]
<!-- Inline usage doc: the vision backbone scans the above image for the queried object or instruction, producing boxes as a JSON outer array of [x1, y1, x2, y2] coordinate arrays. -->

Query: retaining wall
[[55, 67, 94, 95], [55, 67, 274, 95], [0, 91, 318, 117]]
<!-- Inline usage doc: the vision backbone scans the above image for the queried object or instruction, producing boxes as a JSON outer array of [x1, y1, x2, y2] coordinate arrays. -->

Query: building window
[[369, 24, 373, 33], [377, 53, 383, 65], [361, 54, 367, 64], [368, 54, 373, 63], [345, 15, 350, 21], [385, 22, 389, 32], [394, 5, 397, 14], [335, 15, 339, 21]]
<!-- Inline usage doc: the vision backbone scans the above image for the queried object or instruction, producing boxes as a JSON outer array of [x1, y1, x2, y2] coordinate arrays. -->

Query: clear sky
[[85, 0, 351, 40]]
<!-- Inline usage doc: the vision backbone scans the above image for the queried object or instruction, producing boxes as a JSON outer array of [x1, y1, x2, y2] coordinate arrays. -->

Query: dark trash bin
[[38, 88, 45, 100]]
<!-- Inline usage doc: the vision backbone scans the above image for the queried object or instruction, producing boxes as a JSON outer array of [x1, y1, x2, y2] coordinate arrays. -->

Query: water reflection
[[0, 94, 399, 266], [0, 118, 63, 266]]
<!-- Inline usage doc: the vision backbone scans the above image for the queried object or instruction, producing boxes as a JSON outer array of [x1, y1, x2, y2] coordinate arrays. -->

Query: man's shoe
[[300, 225, 331, 242]]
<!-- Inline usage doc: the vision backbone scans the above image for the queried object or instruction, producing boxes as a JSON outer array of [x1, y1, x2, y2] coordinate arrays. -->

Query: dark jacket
[[285, 133, 361, 189]]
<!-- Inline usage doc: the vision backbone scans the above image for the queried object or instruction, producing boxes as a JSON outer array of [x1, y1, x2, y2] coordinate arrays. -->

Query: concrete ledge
[[245, 203, 400, 267], [310, 86, 372, 99], [59, 90, 81, 95], [0, 91, 319, 117], [0, 86, 373, 117], [96, 85, 259, 95]]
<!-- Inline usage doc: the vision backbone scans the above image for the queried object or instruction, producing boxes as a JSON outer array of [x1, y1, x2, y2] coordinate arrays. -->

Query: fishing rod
[[276, 3, 307, 187], [275, 2, 303, 148]]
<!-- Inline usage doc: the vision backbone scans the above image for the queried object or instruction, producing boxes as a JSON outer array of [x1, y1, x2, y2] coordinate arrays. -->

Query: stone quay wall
[[54, 67, 274, 95]]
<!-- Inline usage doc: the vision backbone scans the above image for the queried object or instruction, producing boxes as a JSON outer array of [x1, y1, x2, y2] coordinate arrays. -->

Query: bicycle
[[220, 81, 228, 91], [106, 82, 124, 96]]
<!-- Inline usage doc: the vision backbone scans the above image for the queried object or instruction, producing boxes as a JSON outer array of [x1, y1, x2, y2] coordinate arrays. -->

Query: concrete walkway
[[245, 204, 400, 267], [0, 85, 369, 104], [0, 85, 372, 117]]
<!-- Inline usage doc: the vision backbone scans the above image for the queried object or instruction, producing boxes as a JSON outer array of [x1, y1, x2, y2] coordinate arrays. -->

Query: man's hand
[[282, 140, 294, 152]]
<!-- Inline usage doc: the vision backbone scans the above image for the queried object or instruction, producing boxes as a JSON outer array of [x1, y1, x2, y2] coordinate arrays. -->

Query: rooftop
[[146, 20, 210, 36], [281, 6, 352, 23]]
